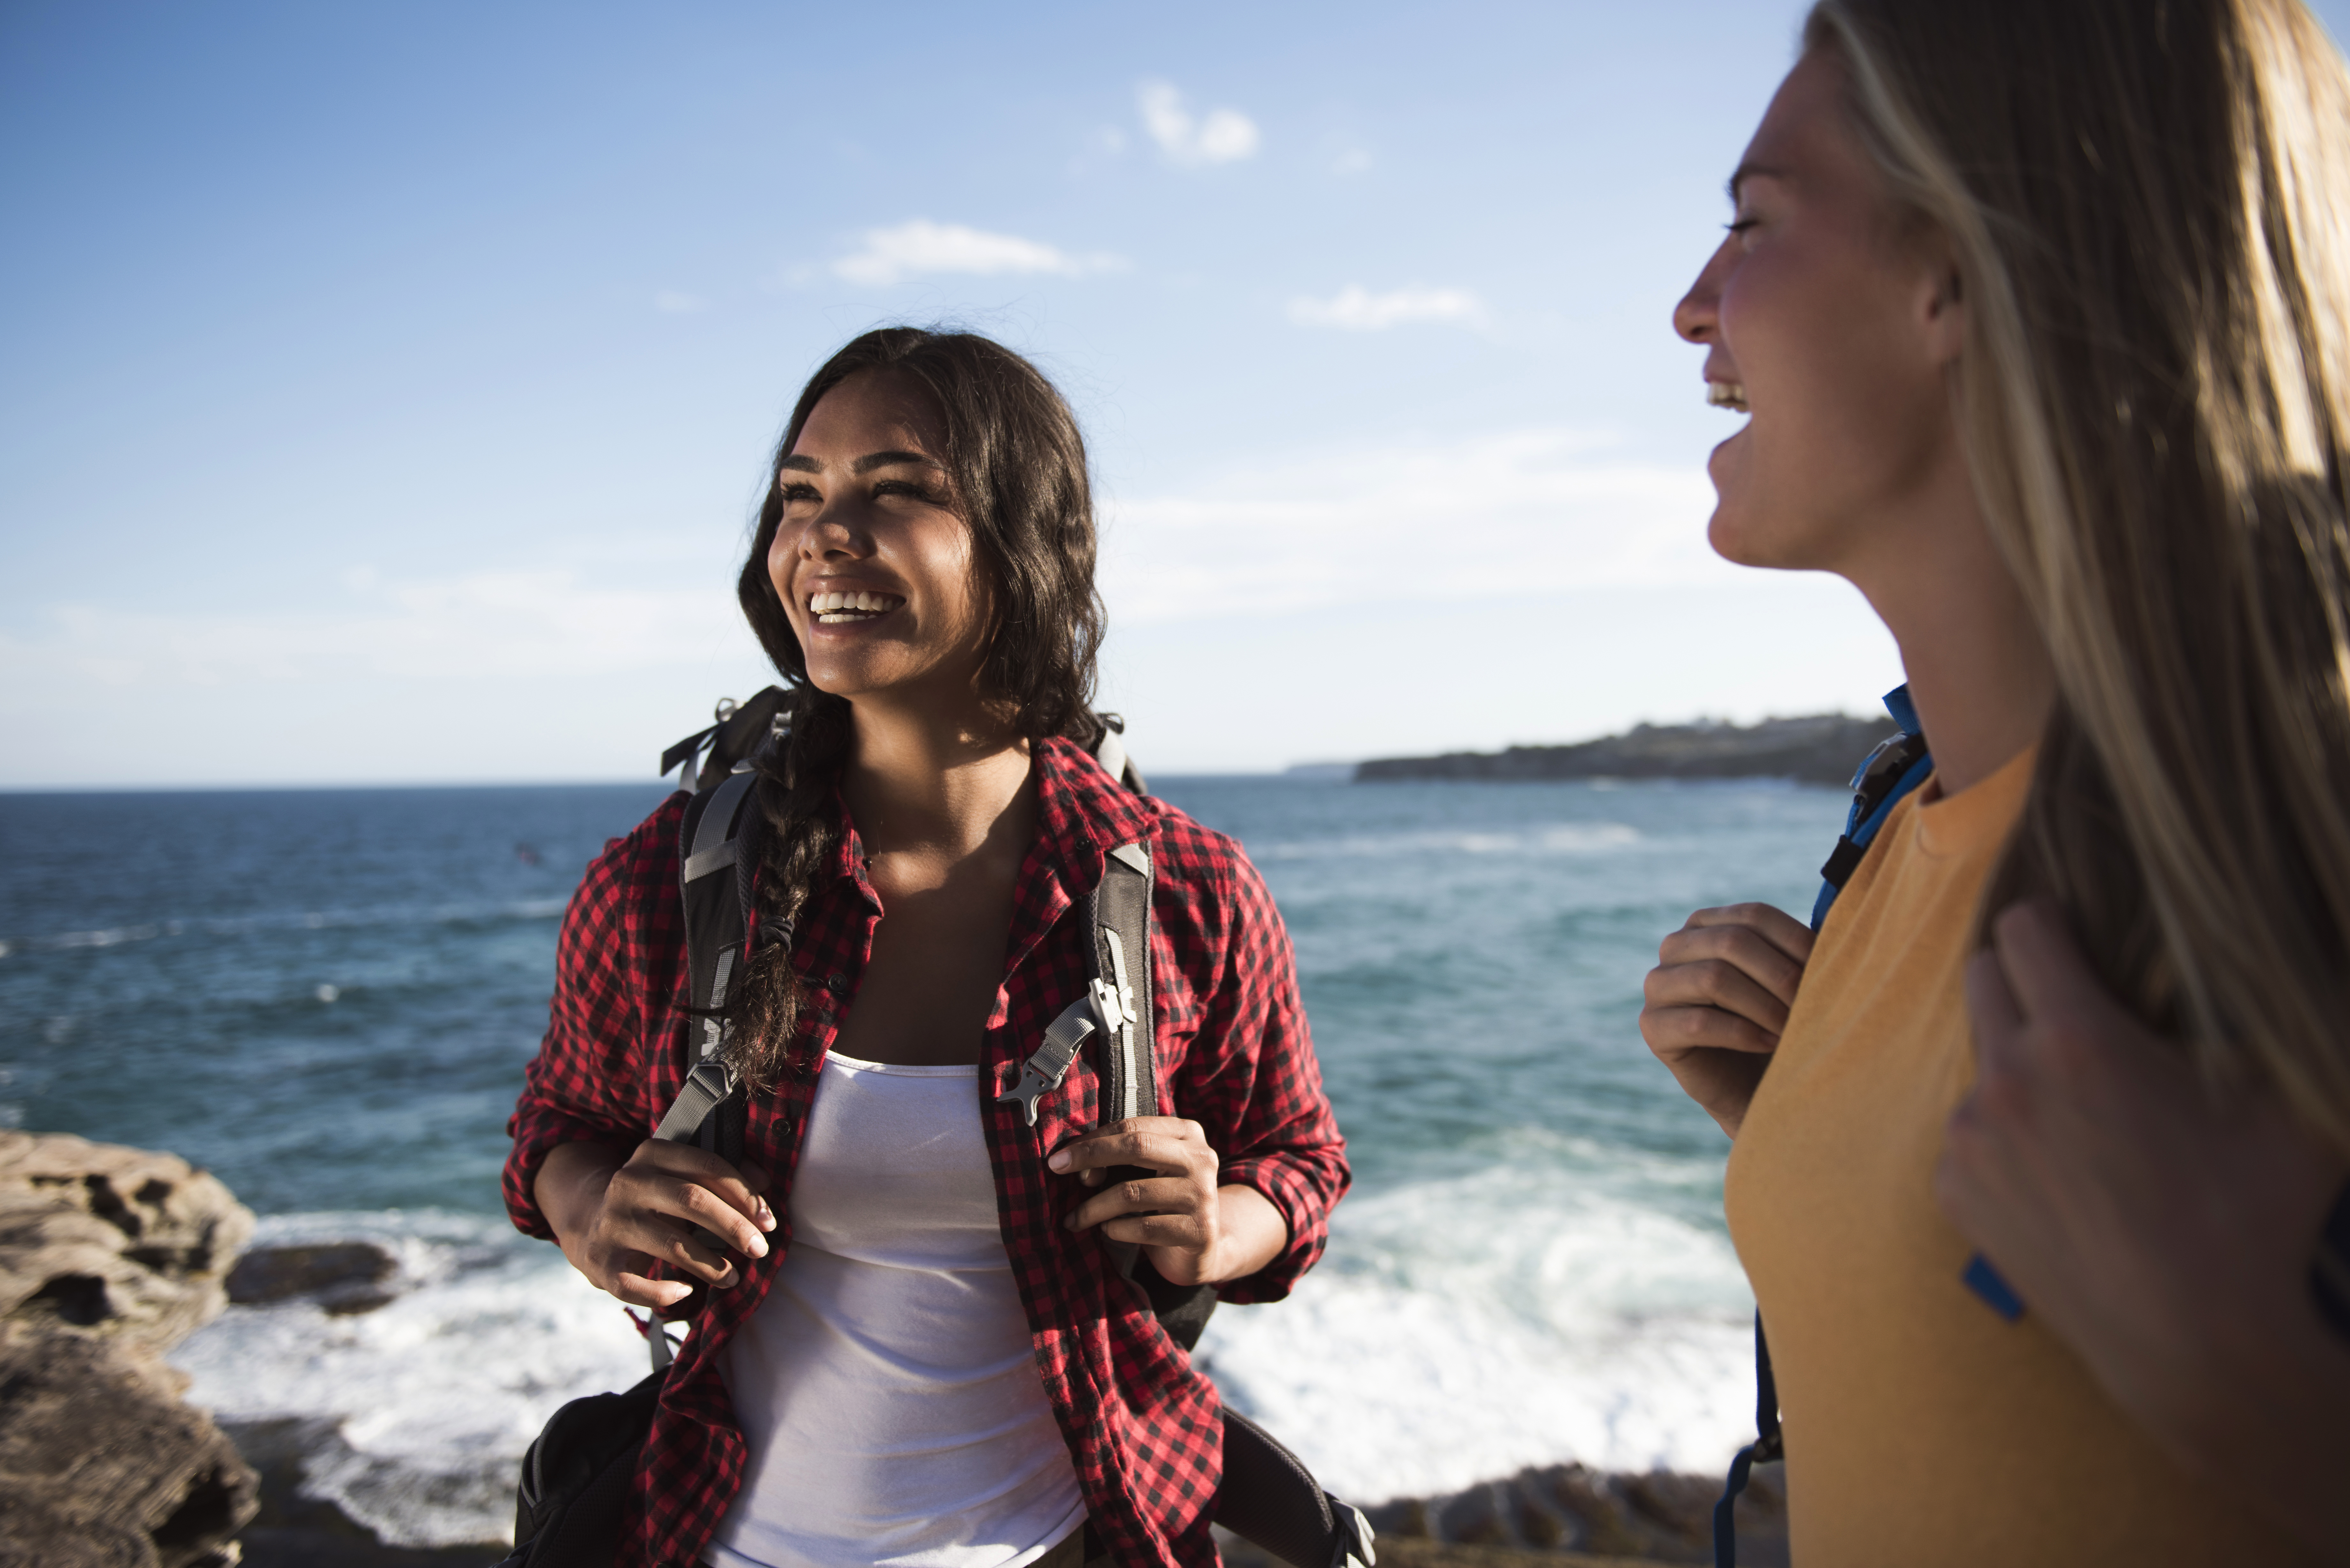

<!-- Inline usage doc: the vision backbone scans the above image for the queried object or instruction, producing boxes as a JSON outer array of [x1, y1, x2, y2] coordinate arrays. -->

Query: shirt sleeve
[[1161, 835, 1351, 1306], [502, 801, 685, 1240]]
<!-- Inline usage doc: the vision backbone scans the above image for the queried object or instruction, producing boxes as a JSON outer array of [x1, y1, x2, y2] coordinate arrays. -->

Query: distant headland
[[1351, 712, 1899, 788]]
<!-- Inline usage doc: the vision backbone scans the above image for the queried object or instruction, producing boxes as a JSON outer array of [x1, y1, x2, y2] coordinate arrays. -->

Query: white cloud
[[653, 290, 708, 314], [0, 566, 783, 784], [1136, 81, 1260, 166], [1097, 427, 1736, 627], [1, 569, 744, 692], [1289, 285, 1486, 331], [831, 220, 1123, 288]]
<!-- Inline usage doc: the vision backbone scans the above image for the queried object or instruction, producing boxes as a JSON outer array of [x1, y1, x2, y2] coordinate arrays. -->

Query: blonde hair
[[1805, 0, 2350, 1146]]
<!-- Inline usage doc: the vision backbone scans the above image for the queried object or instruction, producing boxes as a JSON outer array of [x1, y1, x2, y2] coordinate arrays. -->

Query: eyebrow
[[777, 449, 944, 476], [1726, 161, 1791, 205]]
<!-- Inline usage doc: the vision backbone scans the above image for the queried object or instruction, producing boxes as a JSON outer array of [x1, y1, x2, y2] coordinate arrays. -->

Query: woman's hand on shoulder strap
[[535, 1139, 776, 1311], [1639, 902, 1813, 1139], [1943, 899, 2350, 1555], [1050, 1117, 1288, 1287]]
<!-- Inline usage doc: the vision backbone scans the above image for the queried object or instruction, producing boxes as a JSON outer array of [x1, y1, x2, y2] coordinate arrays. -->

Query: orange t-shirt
[[1724, 747, 2313, 1566]]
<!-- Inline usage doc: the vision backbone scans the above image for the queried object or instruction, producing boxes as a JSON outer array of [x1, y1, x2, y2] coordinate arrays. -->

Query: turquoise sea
[[0, 774, 1845, 1547]]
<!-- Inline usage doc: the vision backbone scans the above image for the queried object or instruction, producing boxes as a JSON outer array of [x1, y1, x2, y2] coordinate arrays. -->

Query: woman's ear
[[1919, 247, 1967, 367]]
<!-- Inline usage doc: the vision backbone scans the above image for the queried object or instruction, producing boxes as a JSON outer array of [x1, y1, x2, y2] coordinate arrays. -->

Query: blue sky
[[8, 1, 2347, 786]]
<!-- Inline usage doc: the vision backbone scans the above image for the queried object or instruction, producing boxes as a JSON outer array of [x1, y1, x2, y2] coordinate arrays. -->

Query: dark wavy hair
[[726, 327, 1108, 1090]]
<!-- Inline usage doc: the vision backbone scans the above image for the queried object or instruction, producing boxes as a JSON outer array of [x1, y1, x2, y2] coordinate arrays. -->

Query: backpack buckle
[[997, 996, 1100, 1127]]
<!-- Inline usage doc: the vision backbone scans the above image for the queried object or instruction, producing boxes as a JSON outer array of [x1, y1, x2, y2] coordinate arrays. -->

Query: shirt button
[[826, 973, 849, 995]]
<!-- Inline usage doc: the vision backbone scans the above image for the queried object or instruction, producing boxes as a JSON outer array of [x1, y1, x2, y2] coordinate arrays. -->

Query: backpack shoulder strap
[[674, 766, 759, 1061], [656, 761, 759, 1146], [1090, 841, 1156, 1125], [640, 761, 762, 1369], [1809, 685, 1934, 929], [661, 686, 790, 795]]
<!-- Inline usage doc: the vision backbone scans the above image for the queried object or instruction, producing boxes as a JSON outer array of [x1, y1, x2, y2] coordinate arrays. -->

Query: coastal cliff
[[1355, 712, 1897, 788]]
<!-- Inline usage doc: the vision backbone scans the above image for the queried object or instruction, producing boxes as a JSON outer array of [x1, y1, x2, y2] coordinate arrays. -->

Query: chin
[[1706, 503, 1812, 571], [1706, 502, 1766, 568]]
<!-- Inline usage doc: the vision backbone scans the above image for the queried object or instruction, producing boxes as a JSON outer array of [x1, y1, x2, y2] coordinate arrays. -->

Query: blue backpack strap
[[1710, 1314, 1784, 1567], [1809, 684, 1934, 930]]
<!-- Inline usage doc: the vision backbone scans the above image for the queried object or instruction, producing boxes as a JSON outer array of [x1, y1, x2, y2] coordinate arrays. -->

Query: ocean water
[[0, 776, 1845, 1548]]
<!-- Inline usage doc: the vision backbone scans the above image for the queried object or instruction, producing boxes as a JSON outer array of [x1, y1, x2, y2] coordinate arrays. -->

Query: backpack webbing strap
[[1710, 1313, 1783, 1567], [640, 764, 762, 1371], [1093, 842, 1157, 1126], [991, 847, 1153, 1135], [1809, 728, 1933, 922], [1000, 1000, 1100, 1127], [1089, 842, 1157, 1283]]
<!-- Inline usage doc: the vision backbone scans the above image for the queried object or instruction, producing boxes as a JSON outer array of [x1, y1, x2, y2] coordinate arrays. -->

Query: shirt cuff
[[503, 1103, 637, 1240]]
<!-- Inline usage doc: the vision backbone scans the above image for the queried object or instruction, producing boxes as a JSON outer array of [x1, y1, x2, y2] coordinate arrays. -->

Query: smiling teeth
[[1707, 380, 1749, 412], [810, 590, 902, 624]]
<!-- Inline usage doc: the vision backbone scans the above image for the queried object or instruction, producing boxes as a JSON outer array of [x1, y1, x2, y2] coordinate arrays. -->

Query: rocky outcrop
[[0, 1132, 262, 1568], [1356, 713, 1898, 788], [0, 1132, 255, 1348], [227, 1242, 398, 1317]]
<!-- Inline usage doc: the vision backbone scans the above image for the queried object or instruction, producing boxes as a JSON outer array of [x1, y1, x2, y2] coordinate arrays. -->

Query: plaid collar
[[824, 733, 1162, 900]]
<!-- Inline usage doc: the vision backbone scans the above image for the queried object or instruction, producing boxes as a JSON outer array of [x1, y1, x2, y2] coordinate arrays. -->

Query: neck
[[1845, 459, 2055, 797], [839, 693, 1035, 857]]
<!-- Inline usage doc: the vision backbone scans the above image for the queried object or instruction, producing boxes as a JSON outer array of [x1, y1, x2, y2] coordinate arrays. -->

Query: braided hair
[[725, 328, 1108, 1091]]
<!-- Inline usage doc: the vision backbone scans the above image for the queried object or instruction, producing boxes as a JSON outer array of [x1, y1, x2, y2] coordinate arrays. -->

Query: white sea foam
[[172, 1211, 647, 1547], [1201, 1169, 1755, 1503], [174, 1170, 1754, 1547], [1253, 823, 1642, 861]]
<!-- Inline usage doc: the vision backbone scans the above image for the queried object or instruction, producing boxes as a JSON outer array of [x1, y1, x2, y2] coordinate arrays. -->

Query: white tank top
[[703, 1052, 1086, 1568]]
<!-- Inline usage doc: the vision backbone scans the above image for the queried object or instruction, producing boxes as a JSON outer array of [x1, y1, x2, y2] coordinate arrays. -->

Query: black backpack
[[504, 692, 1374, 1568]]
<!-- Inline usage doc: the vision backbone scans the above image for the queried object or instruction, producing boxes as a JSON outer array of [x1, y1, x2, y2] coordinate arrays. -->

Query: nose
[[768, 485, 873, 599], [1674, 240, 1731, 345], [790, 495, 873, 562]]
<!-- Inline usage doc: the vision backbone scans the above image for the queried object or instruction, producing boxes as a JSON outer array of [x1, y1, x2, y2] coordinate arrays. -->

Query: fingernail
[[1048, 1150, 1073, 1173], [748, 1235, 768, 1258], [756, 1201, 776, 1232]]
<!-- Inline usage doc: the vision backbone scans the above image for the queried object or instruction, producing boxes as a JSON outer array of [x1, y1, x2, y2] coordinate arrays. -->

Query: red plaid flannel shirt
[[505, 736, 1350, 1568]]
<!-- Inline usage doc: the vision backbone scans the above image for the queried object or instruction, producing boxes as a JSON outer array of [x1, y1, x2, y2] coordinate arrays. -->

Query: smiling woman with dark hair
[[504, 328, 1349, 1568]]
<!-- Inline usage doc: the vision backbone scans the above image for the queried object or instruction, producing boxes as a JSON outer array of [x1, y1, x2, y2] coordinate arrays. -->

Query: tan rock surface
[[0, 1132, 261, 1568], [0, 1130, 256, 1353]]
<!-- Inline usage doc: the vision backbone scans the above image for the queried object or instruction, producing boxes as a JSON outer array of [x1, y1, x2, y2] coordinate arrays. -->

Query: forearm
[[534, 1140, 629, 1254], [1207, 1182, 1289, 1284]]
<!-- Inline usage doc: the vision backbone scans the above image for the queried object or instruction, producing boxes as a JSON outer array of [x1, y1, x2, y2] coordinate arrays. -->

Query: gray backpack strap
[[1087, 841, 1159, 1284], [641, 763, 762, 1371], [1091, 841, 1156, 1126], [676, 765, 758, 1086], [992, 840, 1154, 1133]]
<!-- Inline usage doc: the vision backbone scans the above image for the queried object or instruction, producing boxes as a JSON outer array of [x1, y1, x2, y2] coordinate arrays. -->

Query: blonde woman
[[1641, 2, 2350, 1562]]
